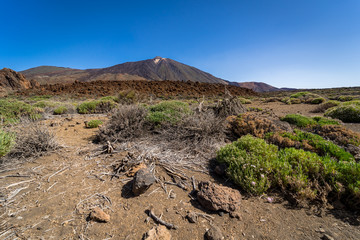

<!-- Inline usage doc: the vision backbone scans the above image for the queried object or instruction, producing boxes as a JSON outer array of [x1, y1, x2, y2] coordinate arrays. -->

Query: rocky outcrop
[[0, 68, 39, 96]]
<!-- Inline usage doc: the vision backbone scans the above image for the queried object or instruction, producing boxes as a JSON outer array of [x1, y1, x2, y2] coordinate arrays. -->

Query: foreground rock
[[89, 207, 110, 222], [132, 168, 156, 196], [205, 225, 224, 240], [197, 181, 241, 218], [143, 225, 171, 240]]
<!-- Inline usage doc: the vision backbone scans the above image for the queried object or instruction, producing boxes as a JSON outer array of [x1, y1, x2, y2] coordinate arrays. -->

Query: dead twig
[[191, 176, 197, 191], [164, 181, 188, 191], [47, 166, 69, 182], [2, 179, 35, 189], [0, 175, 30, 179], [147, 208, 177, 229]]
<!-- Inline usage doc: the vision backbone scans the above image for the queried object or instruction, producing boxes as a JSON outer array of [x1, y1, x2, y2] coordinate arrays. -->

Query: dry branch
[[147, 208, 177, 229]]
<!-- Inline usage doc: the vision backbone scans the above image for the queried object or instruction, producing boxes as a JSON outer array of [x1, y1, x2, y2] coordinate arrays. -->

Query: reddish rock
[[197, 181, 241, 215], [143, 225, 171, 240], [89, 207, 110, 222]]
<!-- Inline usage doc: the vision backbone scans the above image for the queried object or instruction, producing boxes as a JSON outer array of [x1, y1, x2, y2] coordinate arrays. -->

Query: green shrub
[[238, 97, 252, 104], [146, 101, 191, 124], [0, 129, 15, 157], [337, 96, 354, 102], [217, 135, 360, 206], [308, 97, 326, 104], [281, 114, 316, 127], [325, 104, 360, 123], [282, 114, 339, 127], [0, 99, 42, 124], [33, 101, 58, 109], [53, 106, 68, 115], [290, 92, 311, 98], [77, 99, 117, 114], [280, 129, 354, 162], [28, 95, 52, 101], [86, 120, 103, 128]]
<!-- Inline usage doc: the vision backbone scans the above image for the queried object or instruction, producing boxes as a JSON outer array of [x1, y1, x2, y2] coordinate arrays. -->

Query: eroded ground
[[1, 103, 360, 240]]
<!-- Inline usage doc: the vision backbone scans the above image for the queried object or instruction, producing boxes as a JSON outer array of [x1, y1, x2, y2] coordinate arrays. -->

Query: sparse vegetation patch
[[0, 128, 15, 158], [77, 99, 117, 114], [86, 119, 103, 128], [0, 99, 42, 124]]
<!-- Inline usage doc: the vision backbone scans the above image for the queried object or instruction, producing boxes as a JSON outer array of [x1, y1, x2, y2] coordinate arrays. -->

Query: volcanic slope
[[21, 57, 227, 85]]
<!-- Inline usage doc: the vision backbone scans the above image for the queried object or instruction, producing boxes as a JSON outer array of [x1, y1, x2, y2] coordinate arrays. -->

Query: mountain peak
[[153, 56, 166, 64]]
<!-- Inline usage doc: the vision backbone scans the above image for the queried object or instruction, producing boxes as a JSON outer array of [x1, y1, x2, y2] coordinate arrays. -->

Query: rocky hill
[[0, 68, 39, 96]]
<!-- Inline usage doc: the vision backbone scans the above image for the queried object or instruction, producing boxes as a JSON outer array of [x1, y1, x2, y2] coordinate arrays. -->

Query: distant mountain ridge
[[20, 57, 283, 92]]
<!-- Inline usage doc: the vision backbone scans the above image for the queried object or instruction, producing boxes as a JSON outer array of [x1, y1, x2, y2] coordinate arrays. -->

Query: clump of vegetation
[[238, 97, 252, 104], [117, 90, 144, 105], [268, 129, 354, 162], [311, 124, 360, 147], [325, 102, 360, 123], [97, 105, 149, 142], [229, 112, 293, 139], [312, 100, 340, 113], [0, 99, 42, 124], [217, 135, 360, 208], [33, 101, 58, 109], [213, 96, 246, 118], [86, 119, 103, 128], [281, 114, 339, 128], [337, 95, 354, 102], [0, 129, 15, 158], [146, 100, 191, 125], [53, 106, 68, 115], [6, 123, 60, 160], [28, 95, 52, 101], [283, 92, 326, 105], [77, 99, 117, 114]]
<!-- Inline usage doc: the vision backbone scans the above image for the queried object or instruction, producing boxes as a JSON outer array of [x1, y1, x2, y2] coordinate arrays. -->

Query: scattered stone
[[89, 207, 110, 223], [205, 226, 224, 240], [197, 181, 241, 217], [143, 225, 171, 240], [169, 191, 176, 199], [214, 164, 227, 176], [322, 234, 335, 240], [316, 227, 326, 233], [186, 212, 198, 223], [132, 168, 156, 196]]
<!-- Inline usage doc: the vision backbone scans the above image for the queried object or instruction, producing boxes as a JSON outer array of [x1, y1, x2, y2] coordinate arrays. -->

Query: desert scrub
[[312, 100, 340, 113], [53, 106, 68, 115], [117, 90, 144, 105], [281, 114, 339, 128], [146, 100, 191, 125], [33, 100, 59, 109], [97, 105, 148, 142], [269, 129, 354, 162], [311, 124, 360, 147], [238, 97, 252, 104], [337, 95, 354, 102], [86, 119, 103, 128], [288, 92, 325, 104], [0, 129, 15, 158], [0, 99, 42, 124], [325, 102, 360, 123], [28, 95, 52, 101], [77, 99, 117, 114], [217, 135, 360, 207]]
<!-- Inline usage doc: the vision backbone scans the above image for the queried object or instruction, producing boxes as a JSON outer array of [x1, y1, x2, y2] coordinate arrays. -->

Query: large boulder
[[0, 68, 39, 96]]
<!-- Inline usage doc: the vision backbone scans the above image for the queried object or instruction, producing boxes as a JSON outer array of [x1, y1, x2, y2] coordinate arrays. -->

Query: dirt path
[[1, 114, 360, 239]]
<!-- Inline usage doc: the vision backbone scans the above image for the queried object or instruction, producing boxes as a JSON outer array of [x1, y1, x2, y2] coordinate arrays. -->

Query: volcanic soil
[[1, 106, 360, 240]]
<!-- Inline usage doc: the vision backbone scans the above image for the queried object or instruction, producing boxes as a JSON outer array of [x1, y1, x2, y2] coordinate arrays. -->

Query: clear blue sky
[[1, 0, 359, 88]]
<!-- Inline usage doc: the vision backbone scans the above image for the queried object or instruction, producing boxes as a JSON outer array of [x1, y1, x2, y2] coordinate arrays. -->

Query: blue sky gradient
[[1, 0, 359, 88]]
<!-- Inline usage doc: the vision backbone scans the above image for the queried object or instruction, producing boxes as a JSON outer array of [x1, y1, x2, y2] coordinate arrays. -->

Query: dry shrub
[[267, 132, 314, 151], [213, 96, 246, 118], [96, 105, 148, 143], [159, 110, 226, 149], [7, 123, 60, 159], [311, 125, 360, 147], [312, 101, 340, 113], [229, 112, 292, 138]]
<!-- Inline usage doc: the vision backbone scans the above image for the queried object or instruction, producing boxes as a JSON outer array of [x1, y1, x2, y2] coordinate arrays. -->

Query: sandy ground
[[1, 109, 360, 239]]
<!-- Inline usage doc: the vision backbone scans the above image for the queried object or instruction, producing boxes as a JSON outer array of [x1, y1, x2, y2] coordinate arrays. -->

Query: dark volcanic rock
[[132, 168, 155, 196], [205, 225, 224, 240]]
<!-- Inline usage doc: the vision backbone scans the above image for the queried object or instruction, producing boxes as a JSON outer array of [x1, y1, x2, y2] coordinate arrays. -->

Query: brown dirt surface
[[1, 113, 360, 240], [17, 80, 258, 98]]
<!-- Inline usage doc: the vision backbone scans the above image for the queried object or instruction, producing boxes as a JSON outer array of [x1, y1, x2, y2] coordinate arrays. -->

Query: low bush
[[7, 123, 60, 159], [217, 135, 360, 208], [97, 105, 148, 142], [33, 101, 58, 109], [311, 124, 360, 147], [117, 90, 145, 105], [53, 106, 68, 115], [238, 97, 252, 104], [146, 100, 191, 125], [0, 129, 15, 158], [281, 114, 339, 128], [312, 100, 340, 113], [28, 95, 52, 101], [273, 129, 354, 162], [86, 119, 103, 128], [0, 99, 42, 124], [287, 92, 325, 105], [325, 104, 360, 123], [77, 99, 117, 114], [337, 95, 354, 102], [290, 92, 311, 98], [307, 97, 326, 104]]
